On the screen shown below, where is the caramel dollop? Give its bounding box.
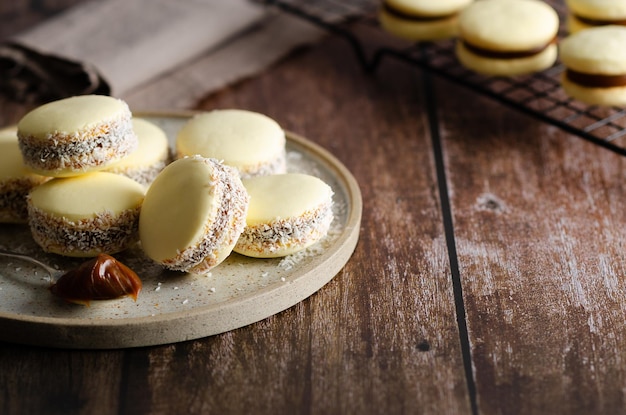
[50,254,142,306]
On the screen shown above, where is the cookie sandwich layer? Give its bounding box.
[379,0,473,41]
[27,172,145,257]
[17,95,138,177]
[456,0,559,76]
[176,109,286,178]
[560,25,626,106]
[105,118,171,186]
[0,127,48,223]
[234,173,334,258]
[139,156,250,274]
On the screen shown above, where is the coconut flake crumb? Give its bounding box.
[210,287,216,293]
[182,299,189,305]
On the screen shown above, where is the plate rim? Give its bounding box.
[0,110,362,348]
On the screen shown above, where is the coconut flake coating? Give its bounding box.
[26,172,145,257]
[139,156,250,274]
[170,170,249,274]
[235,199,333,258]
[27,205,142,257]
[112,160,170,187]
[105,118,171,186]
[1,177,47,223]
[237,153,287,179]
[17,95,138,176]
[233,173,334,258]
[0,127,49,223]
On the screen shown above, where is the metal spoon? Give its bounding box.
[0,248,62,281]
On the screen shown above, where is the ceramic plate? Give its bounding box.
[0,111,361,349]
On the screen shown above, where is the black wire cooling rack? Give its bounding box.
[258,0,626,157]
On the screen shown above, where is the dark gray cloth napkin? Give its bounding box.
[0,42,110,104]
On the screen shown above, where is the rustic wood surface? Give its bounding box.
[2,1,626,414]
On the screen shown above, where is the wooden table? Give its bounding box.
[3,1,626,414]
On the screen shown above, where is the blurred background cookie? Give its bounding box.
[566,0,626,33]
[379,0,473,41]
[456,0,559,76]
[559,25,626,106]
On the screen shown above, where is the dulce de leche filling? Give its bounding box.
[461,36,557,60]
[574,15,626,27]
[382,2,457,22]
[566,69,626,88]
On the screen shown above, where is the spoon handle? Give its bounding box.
[0,249,61,279]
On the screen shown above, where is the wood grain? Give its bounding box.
[188,37,470,415]
[435,73,626,414]
[0,20,470,415]
[7,0,626,413]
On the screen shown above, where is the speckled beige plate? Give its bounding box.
[0,111,361,349]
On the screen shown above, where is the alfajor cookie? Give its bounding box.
[0,127,48,223]
[27,172,145,257]
[17,95,138,177]
[104,118,171,186]
[566,0,626,33]
[379,0,473,41]
[456,0,559,76]
[139,156,250,274]
[175,109,286,178]
[559,25,626,106]
[234,173,334,258]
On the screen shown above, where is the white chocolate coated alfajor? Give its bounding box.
[27,172,145,257]
[0,127,48,223]
[17,95,138,177]
[175,109,286,178]
[104,118,171,186]
[139,156,250,274]
[234,173,334,258]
